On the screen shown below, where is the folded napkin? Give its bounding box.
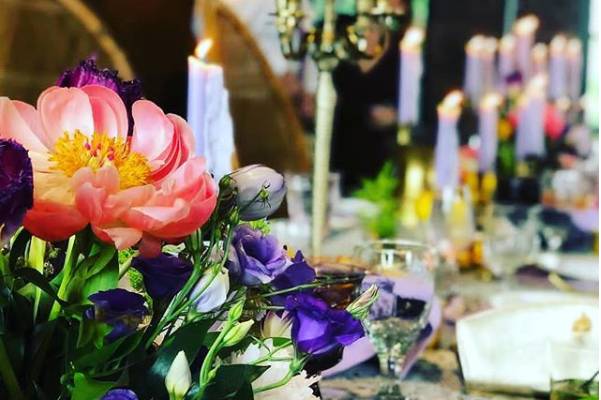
[457,302,598,393]
[322,274,441,378]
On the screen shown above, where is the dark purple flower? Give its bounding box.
[101,388,138,400]
[0,139,33,242]
[285,292,364,355]
[270,251,316,305]
[229,165,286,220]
[57,58,142,134]
[226,225,287,286]
[132,253,192,300]
[86,289,148,342]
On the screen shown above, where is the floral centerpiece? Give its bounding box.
[0,60,376,400]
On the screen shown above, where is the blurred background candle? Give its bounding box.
[497,35,516,93]
[516,74,547,160]
[566,37,583,102]
[187,39,235,181]
[531,43,548,77]
[398,26,425,126]
[548,35,568,100]
[435,90,464,191]
[481,37,498,98]
[513,15,539,81]
[478,93,502,172]
[464,35,485,105]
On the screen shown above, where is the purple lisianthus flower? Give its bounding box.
[226,225,287,286]
[229,165,286,220]
[86,289,148,342]
[132,253,192,301]
[285,292,364,355]
[57,58,142,134]
[270,251,316,305]
[0,139,33,243]
[101,388,138,400]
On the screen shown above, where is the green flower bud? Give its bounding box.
[346,284,379,320]
[222,320,254,347]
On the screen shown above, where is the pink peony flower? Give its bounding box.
[0,85,216,254]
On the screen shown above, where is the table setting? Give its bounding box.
[0,1,598,400]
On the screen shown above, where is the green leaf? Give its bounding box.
[71,372,114,400]
[13,268,67,306]
[132,319,214,399]
[81,261,118,301]
[203,364,269,399]
[73,335,128,369]
[8,229,30,272]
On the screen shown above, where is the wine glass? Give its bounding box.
[481,205,539,280]
[354,240,437,377]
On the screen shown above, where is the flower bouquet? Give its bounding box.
[0,60,376,400]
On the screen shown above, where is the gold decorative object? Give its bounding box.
[275,0,405,256]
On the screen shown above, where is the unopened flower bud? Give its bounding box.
[222,320,254,347]
[165,351,191,400]
[229,165,286,221]
[347,284,379,320]
[228,298,245,322]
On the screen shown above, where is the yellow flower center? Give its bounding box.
[49,131,151,189]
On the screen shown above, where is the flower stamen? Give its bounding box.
[49,131,151,189]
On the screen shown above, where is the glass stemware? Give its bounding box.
[481,205,540,281]
[354,240,437,378]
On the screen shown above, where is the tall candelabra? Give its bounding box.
[275,0,405,256]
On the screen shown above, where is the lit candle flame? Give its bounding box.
[401,26,425,50]
[526,73,548,96]
[438,90,464,118]
[499,35,515,52]
[531,43,548,62]
[194,39,213,60]
[480,93,502,110]
[566,38,582,57]
[465,35,485,53]
[550,34,567,54]
[514,14,539,36]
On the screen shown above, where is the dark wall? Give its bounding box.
[84,0,196,117]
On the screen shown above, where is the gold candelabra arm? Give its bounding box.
[311,70,337,257]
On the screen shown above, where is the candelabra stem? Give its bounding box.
[311,70,337,257]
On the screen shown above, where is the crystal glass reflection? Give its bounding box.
[354,240,437,377]
[481,205,539,280]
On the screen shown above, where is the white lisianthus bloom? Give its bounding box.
[231,339,320,400]
[261,312,292,339]
[192,267,229,312]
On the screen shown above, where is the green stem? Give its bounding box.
[195,319,234,400]
[49,235,77,320]
[0,337,24,400]
[250,342,292,365]
[253,370,294,394]
[28,237,46,322]
[261,277,356,298]
[118,251,138,279]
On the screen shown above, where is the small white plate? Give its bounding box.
[537,252,599,282]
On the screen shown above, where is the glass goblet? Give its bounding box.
[354,240,437,378]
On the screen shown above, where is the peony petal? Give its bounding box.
[24,200,87,241]
[0,97,47,152]
[37,86,94,147]
[81,85,128,138]
[94,226,143,250]
[124,198,190,232]
[103,185,155,220]
[131,100,173,161]
[74,182,107,224]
